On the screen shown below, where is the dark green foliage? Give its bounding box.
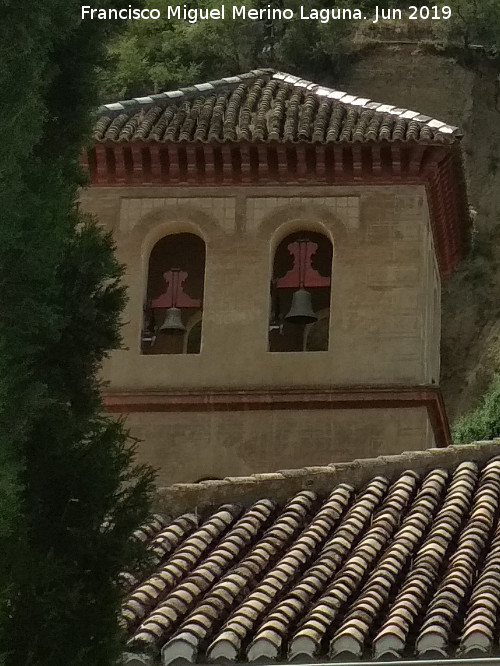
[443,0,500,49]
[0,1,155,664]
[99,0,356,99]
[98,0,500,102]
[453,375,500,443]
[356,0,414,8]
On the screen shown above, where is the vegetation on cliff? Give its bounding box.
[454,376,500,444]
[446,0,500,49]
[99,0,500,100]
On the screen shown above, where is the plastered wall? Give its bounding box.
[80,183,441,481]
[126,405,435,486]
[80,184,441,391]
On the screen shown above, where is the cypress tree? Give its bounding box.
[0,2,155,663]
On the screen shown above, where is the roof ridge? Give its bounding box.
[155,441,500,517]
[272,71,460,137]
[97,68,276,115]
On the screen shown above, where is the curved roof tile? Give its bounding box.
[95,69,461,145]
[120,455,500,664]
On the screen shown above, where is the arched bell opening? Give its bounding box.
[142,232,205,355]
[269,231,332,352]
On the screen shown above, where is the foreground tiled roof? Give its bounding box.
[94,69,460,145]
[123,452,500,664]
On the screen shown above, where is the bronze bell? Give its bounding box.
[285,288,318,324]
[159,307,186,334]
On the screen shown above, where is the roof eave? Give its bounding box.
[123,650,500,665]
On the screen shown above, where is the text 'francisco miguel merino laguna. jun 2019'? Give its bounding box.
[81,5,453,24]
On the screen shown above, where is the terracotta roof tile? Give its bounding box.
[95,70,460,146]
[121,457,500,664]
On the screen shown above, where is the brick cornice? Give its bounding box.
[102,385,451,448]
[82,140,469,278]
[84,139,449,188]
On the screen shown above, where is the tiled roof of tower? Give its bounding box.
[122,447,500,665]
[94,69,461,145]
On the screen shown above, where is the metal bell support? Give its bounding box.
[141,303,157,346]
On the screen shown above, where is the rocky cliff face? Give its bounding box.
[337,44,500,422]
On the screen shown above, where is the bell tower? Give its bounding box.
[80,70,469,484]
